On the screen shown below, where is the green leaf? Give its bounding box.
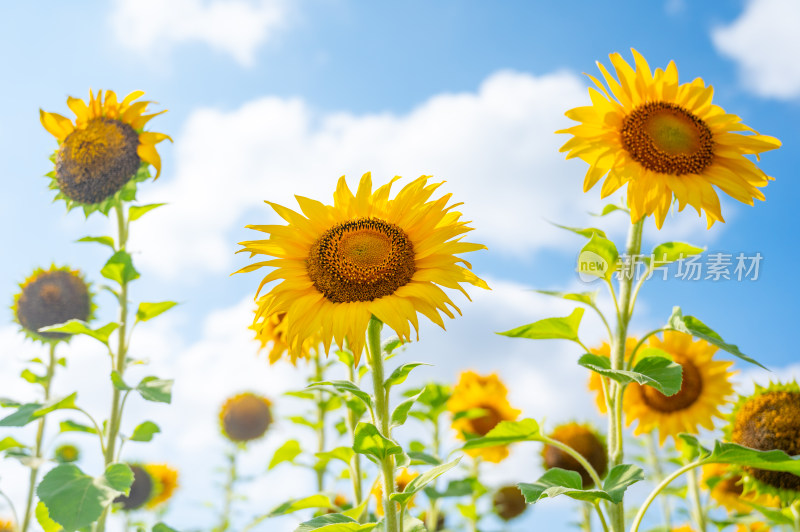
[706,441,800,476]
[390,458,461,506]
[592,204,628,217]
[402,518,427,532]
[152,524,180,532]
[76,236,115,250]
[552,223,607,239]
[391,389,424,428]
[650,242,704,265]
[21,369,46,385]
[110,371,132,391]
[269,439,303,470]
[267,494,333,516]
[425,479,474,499]
[577,353,683,396]
[602,464,645,503]
[136,377,173,404]
[498,308,584,343]
[578,233,619,281]
[384,363,431,389]
[309,381,373,410]
[535,289,598,307]
[35,501,63,532]
[668,307,767,369]
[129,421,160,442]
[353,422,402,460]
[462,419,540,450]
[59,420,97,435]
[136,301,178,322]
[0,436,26,452]
[101,251,140,285]
[37,464,133,531]
[295,514,378,531]
[315,446,355,467]
[0,394,78,427]
[518,468,610,504]
[38,321,119,346]
[129,203,167,221]
[407,451,441,466]
[382,337,404,354]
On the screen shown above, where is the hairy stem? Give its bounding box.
[645,433,672,530]
[345,362,364,522]
[687,467,707,532]
[630,461,703,532]
[314,351,327,493]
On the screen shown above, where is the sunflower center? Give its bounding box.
[470,404,503,436]
[640,356,703,412]
[222,395,272,442]
[39,283,62,304]
[621,102,714,175]
[307,217,416,303]
[16,270,91,340]
[544,425,608,488]
[733,391,800,492]
[56,117,141,205]
[719,474,744,497]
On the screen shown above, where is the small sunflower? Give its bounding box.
[558,49,781,228]
[586,338,639,413]
[54,443,80,464]
[144,463,179,509]
[250,307,321,365]
[13,266,93,343]
[624,331,735,445]
[372,468,419,517]
[114,465,153,511]
[0,519,15,532]
[40,89,171,215]
[237,172,488,365]
[671,526,697,532]
[447,371,521,463]
[219,393,273,443]
[542,423,608,488]
[729,382,800,503]
[735,523,770,532]
[493,485,527,521]
[702,463,779,514]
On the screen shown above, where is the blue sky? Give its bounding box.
[1,1,799,531]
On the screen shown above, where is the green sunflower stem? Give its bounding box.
[469,457,481,532]
[215,448,239,532]
[608,217,644,532]
[581,503,593,532]
[630,460,703,532]
[20,342,57,532]
[687,466,707,532]
[366,316,399,532]
[645,433,672,530]
[792,501,800,532]
[314,351,327,493]
[538,436,604,488]
[426,417,442,532]
[345,362,365,522]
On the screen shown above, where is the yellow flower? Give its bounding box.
[251,308,320,365]
[54,444,80,463]
[40,89,171,213]
[0,519,15,532]
[219,393,273,443]
[237,172,488,365]
[541,423,607,488]
[114,465,153,511]
[586,339,639,413]
[144,464,179,509]
[702,463,779,514]
[671,526,697,532]
[736,523,771,532]
[558,49,780,228]
[624,331,735,445]
[447,371,521,463]
[729,382,800,503]
[13,266,93,343]
[372,468,419,517]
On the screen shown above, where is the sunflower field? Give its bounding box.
[0,3,798,532]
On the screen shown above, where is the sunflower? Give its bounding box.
[702,463,779,513]
[250,307,321,365]
[542,423,607,488]
[493,485,527,521]
[447,371,521,463]
[372,468,419,517]
[219,393,273,443]
[40,89,171,214]
[671,527,696,532]
[13,266,93,343]
[729,382,800,503]
[624,331,735,445]
[558,49,781,228]
[54,443,80,464]
[114,465,153,511]
[144,463,179,509]
[0,520,14,532]
[237,172,488,365]
[586,338,639,413]
[735,523,770,532]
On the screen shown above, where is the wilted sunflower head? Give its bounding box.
[624,331,735,445]
[114,465,153,511]
[447,371,521,463]
[372,468,419,517]
[558,49,780,229]
[730,382,800,502]
[0,519,15,532]
[54,443,80,464]
[219,393,273,443]
[40,89,171,215]
[493,485,527,521]
[542,423,608,488]
[237,172,488,365]
[144,463,179,509]
[250,307,321,365]
[13,266,93,343]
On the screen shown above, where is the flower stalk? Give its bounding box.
[345,362,365,522]
[313,351,327,493]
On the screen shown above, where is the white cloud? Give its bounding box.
[712,0,800,99]
[110,0,289,66]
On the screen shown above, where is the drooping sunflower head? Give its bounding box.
[702,463,779,514]
[624,331,735,445]
[114,464,153,511]
[372,468,419,516]
[729,382,800,503]
[250,307,321,365]
[542,422,608,488]
[493,485,528,521]
[447,370,521,463]
[54,443,80,464]
[13,266,93,343]
[586,338,639,413]
[237,172,489,365]
[40,90,171,215]
[219,392,273,443]
[144,463,179,509]
[558,49,781,229]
